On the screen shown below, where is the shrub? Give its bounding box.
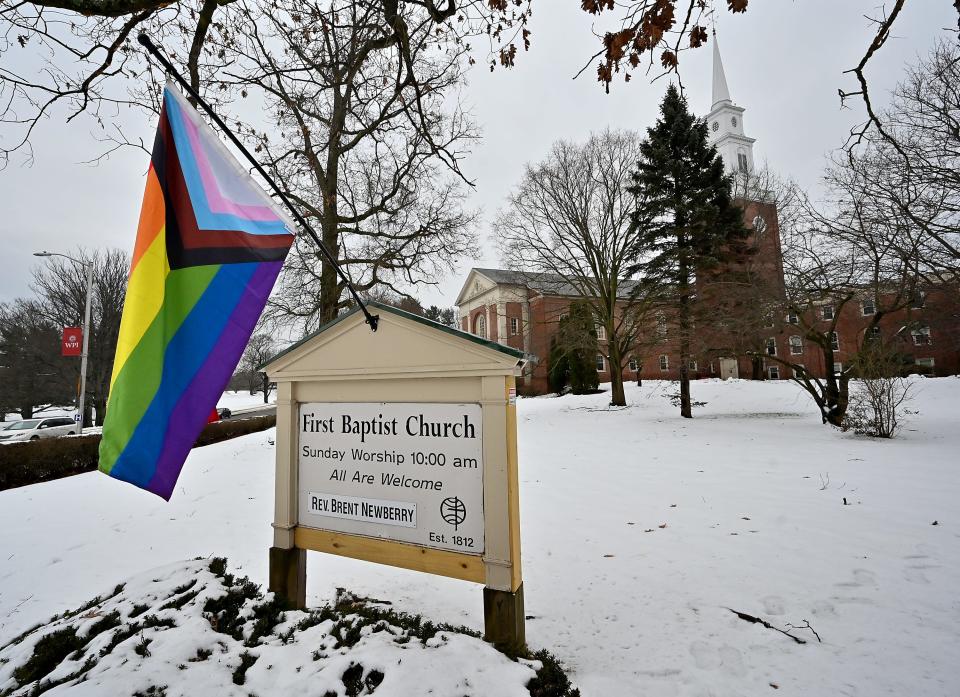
[549,301,599,395]
[0,415,276,491]
[844,343,913,438]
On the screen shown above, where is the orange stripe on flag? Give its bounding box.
[131,165,165,273]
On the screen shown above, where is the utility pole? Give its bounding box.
[34,251,94,430]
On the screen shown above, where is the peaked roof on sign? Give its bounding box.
[712,34,732,108]
[260,300,526,371]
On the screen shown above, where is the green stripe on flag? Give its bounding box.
[99,264,220,472]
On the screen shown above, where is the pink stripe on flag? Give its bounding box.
[179,109,281,222]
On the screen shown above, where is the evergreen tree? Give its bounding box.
[629,84,747,418]
[549,301,600,395]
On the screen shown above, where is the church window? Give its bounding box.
[753,215,767,237]
[656,312,667,339]
[712,121,719,132]
[474,313,486,338]
[912,326,931,346]
[731,116,738,128]
[737,152,749,172]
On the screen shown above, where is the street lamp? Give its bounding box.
[33,251,94,431]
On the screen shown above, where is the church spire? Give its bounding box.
[706,32,755,177]
[711,34,731,108]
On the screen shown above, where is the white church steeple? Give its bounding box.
[712,37,731,107]
[706,34,756,177]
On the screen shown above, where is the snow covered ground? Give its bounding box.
[1,378,958,696]
[217,390,275,413]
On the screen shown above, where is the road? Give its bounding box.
[229,403,277,420]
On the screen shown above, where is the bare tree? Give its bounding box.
[0,298,75,418]
[30,248,129,425]
[759,151,922,427]
[0,1,531,166]
[850,40,960,280]
[844,340,913,438]
[235,331,275,400]
[219,0,480,332]
[495,129,650,407]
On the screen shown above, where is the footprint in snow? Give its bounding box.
[689,641,748,677]
[761,595,785,616]
[835,568,876,588]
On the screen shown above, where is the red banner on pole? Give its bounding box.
[62,327,82,356]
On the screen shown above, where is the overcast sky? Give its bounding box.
[0,1,955,309]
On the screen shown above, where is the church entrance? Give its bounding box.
[719,358,739,380]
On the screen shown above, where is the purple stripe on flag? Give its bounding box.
[146,261,282,499]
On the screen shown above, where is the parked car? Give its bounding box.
[0,417,78,443]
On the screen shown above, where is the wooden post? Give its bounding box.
[483,583,526,655]
[269,546,307,609]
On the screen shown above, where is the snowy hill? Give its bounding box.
[1,378,958,696]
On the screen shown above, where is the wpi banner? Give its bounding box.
[62,327,82,357]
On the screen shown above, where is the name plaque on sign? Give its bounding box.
[297,402,485,554]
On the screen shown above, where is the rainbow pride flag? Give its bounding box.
[99,81,294,499]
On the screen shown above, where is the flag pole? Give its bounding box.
[136,33,379,332]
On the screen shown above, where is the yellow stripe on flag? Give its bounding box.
[109,226,170,391]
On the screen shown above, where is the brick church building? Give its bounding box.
[455,40,959,395]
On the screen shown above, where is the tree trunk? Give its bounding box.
[679,365,692,418]
[93,396,106,426]
[608,345,626,407]
[19,405,33,419]
[262,373,270,403]
[678,246,692,419]
[751,355,764,380]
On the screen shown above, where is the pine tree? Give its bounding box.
[629,84,747,418]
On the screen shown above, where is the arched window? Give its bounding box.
[474,313,486,338]
[737,151,749,172]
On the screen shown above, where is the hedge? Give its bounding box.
[0,415,276,492]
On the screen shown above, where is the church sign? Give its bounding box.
[263,301,527,652]
[298,402,485,553]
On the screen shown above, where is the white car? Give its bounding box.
[0,417,78,443]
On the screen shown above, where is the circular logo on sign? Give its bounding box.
[69,334,77,342]
[440,497,467,531]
